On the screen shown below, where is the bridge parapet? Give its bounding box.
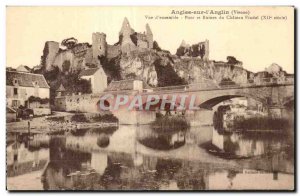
[144,77,294,93]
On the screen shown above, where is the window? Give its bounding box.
[13,88,18,96]
[13,79,18,85]
[12,100,20,107]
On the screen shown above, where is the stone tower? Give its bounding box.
[203,39,209,61]
[92,32,107,63]
[42,41,59,71]
[119,17,136,53]
[146,23,153,49]
[119,17,133,37]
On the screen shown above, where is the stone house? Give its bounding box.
[6,106,17,122]
[104,79,149,92]
[79,67,107,93]
[6,71,50,109]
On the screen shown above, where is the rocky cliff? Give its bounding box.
[173,58,252,85]
[100,48,187,87]
[40,39,291,89]
[99,47,253,87]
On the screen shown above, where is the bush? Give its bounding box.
[91,114,118,123]
[151,116,190,132]
[97,134,110,148]
[47,116,65,122]
[28,96,49,104]
[71,114,89,123]
[232,117,289,131]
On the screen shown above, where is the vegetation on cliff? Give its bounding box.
[42,66,92,103]
[99,55,122,83]
[154,59,187,87]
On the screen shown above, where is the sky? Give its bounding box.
[6,6,294,73]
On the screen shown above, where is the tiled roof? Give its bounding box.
[7,106,16,113]
[6,71,50,88]
[79,68,99,77]
[17,65,31,72]
[56,84,66,92]
[105,79,150,92]
[105,79,134,91]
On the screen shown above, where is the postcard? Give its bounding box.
[6,6,294,191]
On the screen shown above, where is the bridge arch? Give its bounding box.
[198,93,266,110]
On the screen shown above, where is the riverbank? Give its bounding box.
[7,170,44,190]
[6,111,119,134]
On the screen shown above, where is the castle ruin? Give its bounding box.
[41,17,154,71]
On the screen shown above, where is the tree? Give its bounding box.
[62,60,71,72]
[153,41,162,51]
[154,59,186,87]
[227,56,241,64]
[199,45,206,59]
[61,37,78,49]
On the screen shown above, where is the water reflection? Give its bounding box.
[204,128,288,159]
[7,125,294,190]
[7,133,49,178]
[137,128,186,150]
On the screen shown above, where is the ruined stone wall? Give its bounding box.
[52,50,75,71]
[72,43,90,57]
[176,40,209,60]
[43,41,60,71]
[54,94,100,113]
[107,45,121,59]
[121,37,137,53]
[84,48,93,65]
[45,45,93,72]
[145,23,153,48]
[137,40,148,49]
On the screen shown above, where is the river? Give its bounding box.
[6,125,294,190]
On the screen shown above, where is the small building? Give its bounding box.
[6,106,17,122]
[79,67,107,93]
[6,71,50,109]
[56,84,66,97]
[104,79,149,92]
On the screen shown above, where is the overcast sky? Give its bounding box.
[6,6,294,73]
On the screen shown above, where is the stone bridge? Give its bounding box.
[54,82,294,125]
[109,82,293,124]
[146,83,294,109]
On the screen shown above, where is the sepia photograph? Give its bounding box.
[5,6,295,191]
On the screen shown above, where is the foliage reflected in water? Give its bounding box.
[232,117,290,131]
[201,128,292,160]
[151,115,190,132]
[138,129,186,150]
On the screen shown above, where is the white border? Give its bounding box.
[0,0,299,195]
